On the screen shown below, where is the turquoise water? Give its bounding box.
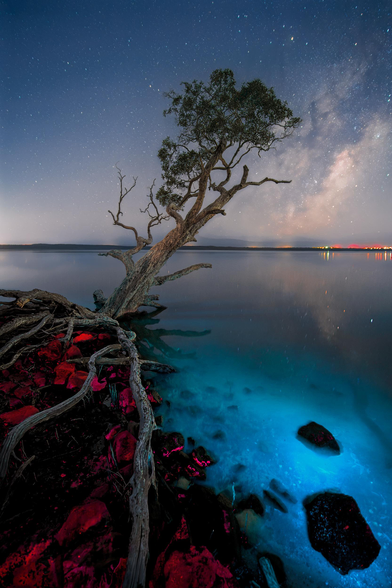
[1,249,392,587]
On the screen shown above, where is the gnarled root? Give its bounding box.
[116,327,157,588]
[0,343,119,484]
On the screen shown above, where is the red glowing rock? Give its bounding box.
[105,424,122,441]
[91,376,106,391]
[55,499,110,547]
[54,361,76,385]
[13,385,33,399]
[67,370,89,390]
[63,345,83,360]
[0,405,39,426]
[163,546,237,588]
[37,339,62,362]
[0,538,56,587]
[112,430,137,465]
[73,332,96,343]
[33,371,46,387]
[0,381,16,394]
[118,387,136,415]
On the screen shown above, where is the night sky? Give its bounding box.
[1,0,391,246]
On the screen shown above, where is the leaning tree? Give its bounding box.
[0,69,300,588]
[96,68,301,319]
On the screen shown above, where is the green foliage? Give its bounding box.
[156,69,301,207]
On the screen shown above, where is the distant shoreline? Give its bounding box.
[1,244,391,252]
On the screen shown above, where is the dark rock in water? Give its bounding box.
[297,421,340,454]
[212,429,226,441]
[159,432,185,458]
[228,404,239,411]
[205,385,218,393]
[263,490,288,513]
[180,389,194,399]
[236,493,265,517]
[184,484,241,566]
[243,387,252,394]
[187,436,196,447]
[155,415,163,427]
[269,478,297,504]
[304,492,381,575]
[186,404,203,416]
[191,445,215,468]
[233,463,247,473]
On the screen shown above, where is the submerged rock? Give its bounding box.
[269,479,297,504]
[297,421,340,454]
[263,490,288,513]
[304,491,381,574]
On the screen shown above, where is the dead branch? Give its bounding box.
[116,327,156,588]
[0,313,53,360]
[0,344,41,371]
[0,311,51,339]
[0,289,95,319]
[154,263,212,286]
[0,343,119,483]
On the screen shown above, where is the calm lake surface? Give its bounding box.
[1,249,392,587]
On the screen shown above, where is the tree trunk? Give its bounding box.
[101,225,188,319]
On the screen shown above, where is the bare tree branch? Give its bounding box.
[154,263,212,286]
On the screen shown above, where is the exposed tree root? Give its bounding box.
[0,288,163,587]
[0,343,119,483]
[116,327,157,588]
[0,313,53,359]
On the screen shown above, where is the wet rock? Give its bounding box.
[191,445,215,468]
[237,493,265,517]
[263,490,288,513]
[37,339,62,362]
[112,430,137,465]
[269,479,297,504]
[297,421,340,454]
[187,436,196,447]
[0,404,39,426]
[184,484,241,565]
[180,389,194,399]
[55,500,111,547]
[159,432,185,458]
[304,492,381,574]
[155,415,163,427]
[235,509,262,543]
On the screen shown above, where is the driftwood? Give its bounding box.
[67,353,176,373]
[116,327,157,588]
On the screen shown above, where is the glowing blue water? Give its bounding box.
[1,249,391,587]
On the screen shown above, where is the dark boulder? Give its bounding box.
[297,421,340,454]
[304,492,381,574]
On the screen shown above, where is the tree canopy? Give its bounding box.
[156,68,301,208]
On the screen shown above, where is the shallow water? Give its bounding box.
[1,248,392,587]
